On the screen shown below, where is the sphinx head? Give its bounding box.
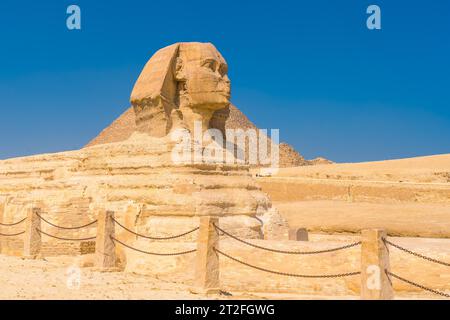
[130,42,231,136]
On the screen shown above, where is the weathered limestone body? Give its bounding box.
[0,42,287,262]
[115,202,141,269]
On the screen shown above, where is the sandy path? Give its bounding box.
[0,254,202,300]
[0,249,445,300]
[0,254,341,300]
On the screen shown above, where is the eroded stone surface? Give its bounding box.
[0,42,288,259]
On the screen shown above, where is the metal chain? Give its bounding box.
[36,212,97,230]
[215,247,360,278]
[383,238,450,267]
[386,270,450,298]
[0,231,25,237]
[111,236,197,256]
[214,224,361,254]
[36,228,96,241]
[0,217,26,227]
[112,217,199,240]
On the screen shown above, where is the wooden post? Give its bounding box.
[360,229,393,300]
[23,206,41,258]
[95,209,116,270]
[0,199,5,253]
[193,216,220,294]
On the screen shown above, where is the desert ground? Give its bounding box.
[274,153,450,183]
[1,154,449,300]
[249,154,449,300]
[1,153,448,300]
[1,234,447,300]
[255,154,450,238]
[0,251,357,300]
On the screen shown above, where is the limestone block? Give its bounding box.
[115,202,141,270]
[219,215,262,239]
[259,207,289,240]
[135,216,200,242]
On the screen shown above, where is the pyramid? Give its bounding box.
[85,104,313,167]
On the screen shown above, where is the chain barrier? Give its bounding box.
[383,238,450,267]
[215,247,360,278]
[385,270,450,298]
[0,231,25,237]
[2,213,447,298]
[36,212,97,230]
[111,236,197,256]
[36,228,96,241]
[112,217,199,240]
[214,224,361,254]
[0,217,27,226]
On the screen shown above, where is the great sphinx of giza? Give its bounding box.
[0,42,288,259]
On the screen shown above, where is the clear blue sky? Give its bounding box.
[0,0,449,162]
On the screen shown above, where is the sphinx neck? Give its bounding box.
[180,106,214,137]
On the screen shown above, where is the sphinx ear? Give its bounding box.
[130,43,180,105]
[130,43,181,136]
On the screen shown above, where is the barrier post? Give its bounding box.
[23,206,41,258]
[95,209,116,270]
[193,216,220,294]
[0,199,5,253]
[360,228,393,300]
[289,228,309,241]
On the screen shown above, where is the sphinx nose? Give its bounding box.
[220,80,231,92]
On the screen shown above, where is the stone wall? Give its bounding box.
[256,177,450,204]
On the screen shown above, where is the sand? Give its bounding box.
[272,153,450,184]
[1,233,447,300]
[0,253,355,300]
[255,154,450,238]
[276,200,450,237]
[1,154,448,300]
[0,253,262,300]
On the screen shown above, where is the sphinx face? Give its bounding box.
[177,43,231,112]
[130,42,232,136]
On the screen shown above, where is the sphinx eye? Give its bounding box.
[202,59,216,71]
[219,64,228,76]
